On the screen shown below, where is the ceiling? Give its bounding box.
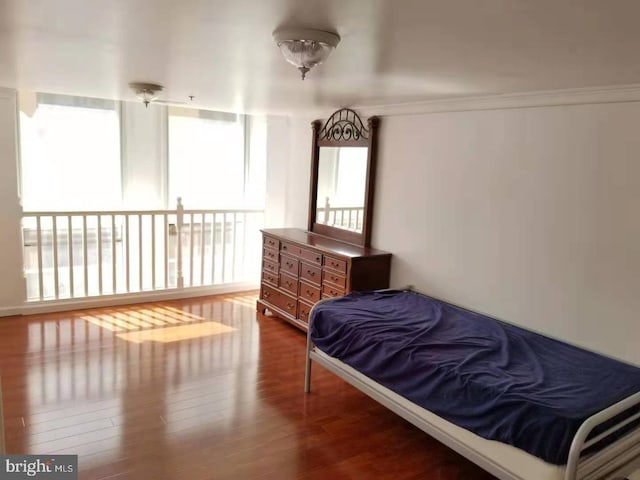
[2,0,640,115]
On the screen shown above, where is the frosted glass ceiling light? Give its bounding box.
[129,82,163,108]
[273,28,340,80]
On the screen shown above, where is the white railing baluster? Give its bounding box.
[189,213,195,287]
[125,214,130,293]
[82,215,88,296]
[221,213,227,283]
[52,215,59,299]
[112,215,117,294]
[176,198,184,288]
[97,215,103,295]
[163,213,168,289]
[36,215,44,301]
[151,214,156,290]
[210,212,217,284]
[200,213,206,286]
[324,197,330,223]
[242,211,247,279]
[68,216,74,298]
[230,212,237,282]
[138,214,143,292]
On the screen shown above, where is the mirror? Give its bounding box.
[308,109,379,247]
[315,147,368,233]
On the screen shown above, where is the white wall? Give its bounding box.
[264,116,289,228]
[0,89,25,315]
[279,102,640,365]
[372,102,640,365]
[284,116,314,227]
[264,114,313,228]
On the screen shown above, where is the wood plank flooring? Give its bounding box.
[0,292,496,480]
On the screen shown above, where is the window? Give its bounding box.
[19,93,122,211]
[18,93,266,301]
[168,108,260,209]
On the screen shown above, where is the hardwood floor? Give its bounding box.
[0,292,496,480]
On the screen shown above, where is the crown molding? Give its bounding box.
[354,83,640,117]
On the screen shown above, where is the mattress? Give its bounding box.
[309,290,640,465]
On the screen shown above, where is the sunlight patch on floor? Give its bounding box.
[225,295,257,309]
[116,321,236,343]
[80,305,208,333]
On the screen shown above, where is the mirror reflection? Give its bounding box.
[315,147,368,233]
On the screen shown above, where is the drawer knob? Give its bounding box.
[307,270,315,276]
[286,302,294,309]
[315,256,321,262]
[264,292,270,298]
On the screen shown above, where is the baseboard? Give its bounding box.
[0,282,259,317]
[0,306,23,317]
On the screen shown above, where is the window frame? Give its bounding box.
[165,107,252,210]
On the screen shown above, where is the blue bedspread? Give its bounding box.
[310,290,640,464]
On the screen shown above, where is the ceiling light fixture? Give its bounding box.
[273,28,340,80]
[129,82,163,107]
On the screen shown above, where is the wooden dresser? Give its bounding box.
[257,228,392,331]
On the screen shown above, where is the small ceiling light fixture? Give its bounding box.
[129,82,163,107]
[273,28,340,80]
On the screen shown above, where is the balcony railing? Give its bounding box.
[22,199,264,302]
[317,198,364,232]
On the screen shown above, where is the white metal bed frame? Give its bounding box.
[304,303,640,480]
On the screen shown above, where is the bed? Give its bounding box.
[304,289,640,480]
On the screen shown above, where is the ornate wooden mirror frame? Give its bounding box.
[307,108,379,247]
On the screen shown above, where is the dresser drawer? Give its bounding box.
[300,247,322,265]
[299,281,321,304]
[280,254,299,276]
[262,258,279,274]
[262,246,278,262]
[279,272,298,296]
[258,228,391,332]
[275,291,297,317]
[300,262,322,286]
[322,283,345,298]
[280,242,302,257]
[262,270,278,287]
[298,300,313,324]
[323,270,346,288]
[261,284,280,303]
[263,236,280,250]
[323,256,347,273]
